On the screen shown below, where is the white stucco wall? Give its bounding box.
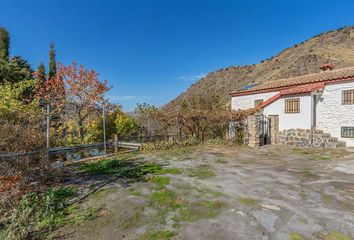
[231,91,312,131]
[231,91,279,110]
[263,94,312,131]
[317,81,354,147]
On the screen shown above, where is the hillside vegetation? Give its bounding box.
[164,26,354,111]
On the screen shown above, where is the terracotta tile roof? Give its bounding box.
[259,82,325,108]
[231,66,354,96]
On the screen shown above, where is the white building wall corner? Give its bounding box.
[316,81,354,147]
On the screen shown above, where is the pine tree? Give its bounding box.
[37,63,46,83]
[0,27,10,61]
[49,42,57,79]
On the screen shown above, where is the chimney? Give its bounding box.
[320,64,335,71]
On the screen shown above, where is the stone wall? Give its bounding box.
[247,115,260,147]
[278,129,346,148]
[278,129,312,147]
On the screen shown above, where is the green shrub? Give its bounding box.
[2,187,76,240]
[205,138,227,145]
[140,138,199,153]
[77,159,128,175]
[139,230,177,240]
[77,159,167,180]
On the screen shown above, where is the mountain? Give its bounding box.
[164,26,354,111]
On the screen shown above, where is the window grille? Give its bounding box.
[342,90,354,105]
[342,127,354,138]
[285,98,300,113]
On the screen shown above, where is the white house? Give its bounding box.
[230,65,354,147]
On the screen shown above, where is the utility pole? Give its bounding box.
[102,105,107,155]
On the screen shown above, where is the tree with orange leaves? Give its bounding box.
[59,62,111,142]
[35,62,111,143]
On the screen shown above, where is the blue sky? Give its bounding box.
[1,0,354,111]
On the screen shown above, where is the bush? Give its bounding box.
[204,138,227,145]
[1,187,76,240]
[140,138,199,153]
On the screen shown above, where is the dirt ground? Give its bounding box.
[57,145,354,240]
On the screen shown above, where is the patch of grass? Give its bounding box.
[129,189,141,196]
[302,169,316,178]
[149,176,170,189]
[77,159,166,180]
[308,154,332,161]
[149,189,185,210]
[215,158,228,164]
[326,231,352,240]
[75,207,100,221]
[92,188,117,199]
[339,201,354,212]
[158,168,182,175]
[2,187,77,240]
[120,207,144,230]
[178,200,227,222]
[289,232,306,240]
[292,148,313,155]
[196,187,225,198]
[239,197,259,206]
[188,164,215,179]
[205,138,227,145]
[160,146,194,156]
[292,148,333,161]
[77,159,128,175]
[321,193,332,205]
[153,209,168,225]
[138,230,177,240]
[316,231,352,240]
[172,222,181,229]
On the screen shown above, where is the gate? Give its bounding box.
[257,114,271,145]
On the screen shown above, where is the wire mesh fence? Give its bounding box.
[0,103,193,177]
[0,104,113,176]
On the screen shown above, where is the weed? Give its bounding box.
[239,197,259,206]
[196,188,224,198]
[288,232,306,240]
[138,230,177,240]
[153,209,168,225]
[92,188,117,199]
[188,164,214,179]
[129,189,141,196]
[292,148,334,161]
[2,187,76,240]
[149,190,184,210]
[309,154,331,161]
[77,159,165,180]
[149,176,170,189]
[316,231,352,240]
[75,207,100,221]
[77,159,128,175]
[158,168,182,175]
[302,169,315,178]
[205,138,227,145]
[321,193,332,205]
[172,222,181,229]
[120,207,144,230]
[178,200,227,222]
[326,231,352,240]
[215,158,228,164]
[140,138,198,153]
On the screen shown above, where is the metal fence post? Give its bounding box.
[102,105,107,155]
[46,104,50,162]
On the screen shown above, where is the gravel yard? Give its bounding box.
[57,145,354,240]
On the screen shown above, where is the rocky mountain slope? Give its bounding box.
[164,26,354,111]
